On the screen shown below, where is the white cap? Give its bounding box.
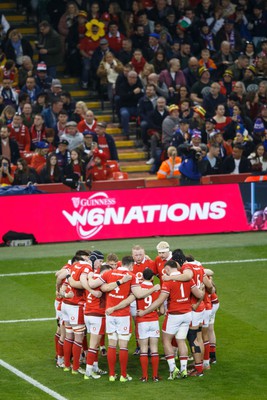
[156,241,170,252]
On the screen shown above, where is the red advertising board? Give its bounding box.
[1,185,250,243]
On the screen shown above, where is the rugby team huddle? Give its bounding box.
[54,241,219,382]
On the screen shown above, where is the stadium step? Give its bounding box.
[120,161,151,173]
[0,3,17,10]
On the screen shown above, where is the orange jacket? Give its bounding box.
[157,156,182,179]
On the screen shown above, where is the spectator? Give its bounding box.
[65,10,88,76]
[244,41,256,65]
[183,56,199,89]
[242,65,259,89]
[137,83,158,150]
[78,20,104,89]
[64,147,86,182]
[221,143,252,174]
[47,79,63,104]
[4,29,33,68]
[218,69,235,97]
[0,155,14,185]
[95,121,118,161]
[30,113,47,149]
[117,70,144,139]
[77,109,97,133]
[228,54,249,81]
[13,157,38,185]
[136,9,155,35]
[248,3,267,48]
[248,143,267,172]
[42,99,63,131]
[209,130,232,160]
[37,21,63,78]
[60,121,84,151]
[178,142,207,185]
[198,49,217,74]
[105,22,125,55]
[233,125,254,157]
[143,33,162,63]
[131,24,147,52]
[8,112,31,152]
[18,56,35,88]
[21,103,34,130]
[157,146,181,180]
[233,81,247,105]
[190,67,212,105]
[58,1,79,51]
[0,125,20,165]
[0,59,19,88]
[30,141,50,174]
[146,96,168,166]
[55,138,70,171]
[178,41,193,70]
[213,104,232,133]
[97,51,124,103]
[72,101,88,123]
[152,48,168,74]
[162,104,180,150]
[213,40,235,78]
[21,76,41,103]
[0,105,16,127]
[0,77,19,109]
[198,22,216,53]
[201,117,217,144]
[190,105,206,130]
[139,63,155,89]
[34,62,53,93]
[159,58,186,102]
[170,118,191,150]
[39,152,63,183]
[147,72,169,100]
[86,150,113,185]
[91,38,111,91]
[258,81,267,105]
[131,49,147,74]
[215,18,243,53]
[205,143,222,175]
[60,91,76,119]
[55,110,68,139]
[203,82,227,118]
[80,130,98,164]
[32,93,49,115]
[117,38,133,65]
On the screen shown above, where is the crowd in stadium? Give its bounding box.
[0,0,267,186]
[55,243,220,381]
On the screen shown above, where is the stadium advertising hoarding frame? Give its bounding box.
[0,184,257,243]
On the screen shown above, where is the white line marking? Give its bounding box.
[203,258,267,265]
[0,318,54,324]
[0,271,56,277]
[1,258,267,278]
[0,359,68,400]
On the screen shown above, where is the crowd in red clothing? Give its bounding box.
[1,0,267,185]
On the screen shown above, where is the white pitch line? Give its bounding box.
[203,258,267,265]
[0,359,68,400]
[0,318,54,324]
[0,271,56,277]
[0,258,267,278]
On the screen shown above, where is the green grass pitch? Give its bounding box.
[0,232,267,400]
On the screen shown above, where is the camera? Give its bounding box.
[2,162,8,169]
[178,144,202,161]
